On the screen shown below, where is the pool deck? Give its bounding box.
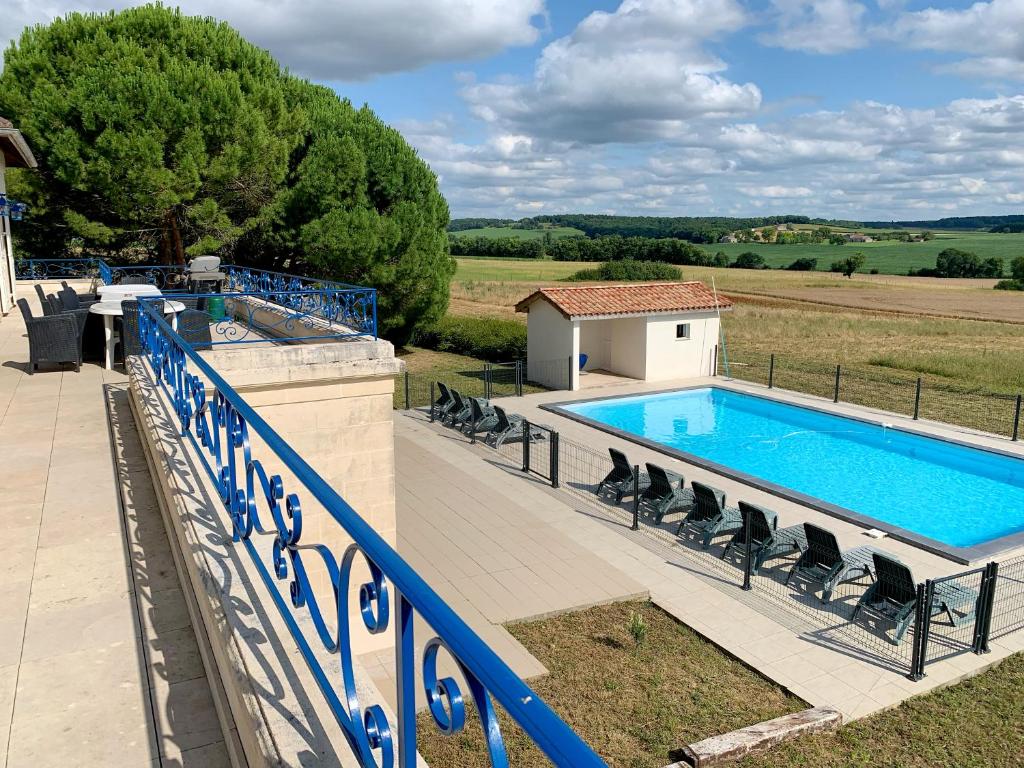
[397,374,1024,722]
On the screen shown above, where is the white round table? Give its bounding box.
[89,299,185,370]
[97,284,163,301]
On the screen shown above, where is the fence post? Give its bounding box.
[484,363,491,400]
[516,360,523,397]
[522,420,531,473]
[768,354,775,389]
[913,377,922,420]
[429,381,435,423]
[742,511,753,591]
[631,465,640,531]
[833,364,841,403]
[1013,395,1021,442]
[974,561,998,654]
[404,371,410,411]
[549,431,560,489]
[909,581,928,681]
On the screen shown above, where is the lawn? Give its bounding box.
[695,231,1024,275]
[737,653,1024,768]
[394,345,540,408]
[450,225,586,241]
[415,600,803,768]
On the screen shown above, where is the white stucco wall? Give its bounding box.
[526,299,577,389]
[0,152,13,315]
[644,311,720,381]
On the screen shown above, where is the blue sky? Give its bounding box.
[5,1,1024,219]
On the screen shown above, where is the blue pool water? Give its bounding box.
[563,387,1024,548]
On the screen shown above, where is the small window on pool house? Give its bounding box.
[676,323,691,339]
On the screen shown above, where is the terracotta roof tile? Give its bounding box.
[515,281,731,318]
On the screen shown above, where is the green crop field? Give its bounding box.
[449,226,586,240]
[697,231,1024,274]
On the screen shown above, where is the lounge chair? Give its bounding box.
[433,382,455,419]
[676,481,742,548]
[442,389,471,427]
[484,406,546,448]
[852,553,978,645]
[721,501,808,573]
[464,397,498,440]
[785,523,880,604]
[595,448,641,503]
[637,463,695,525]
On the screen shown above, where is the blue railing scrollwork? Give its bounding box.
[136,299,604,767]
[14,258,100,281]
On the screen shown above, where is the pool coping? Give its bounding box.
[541,383,1024,564]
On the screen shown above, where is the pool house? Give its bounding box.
[516,282,731,391]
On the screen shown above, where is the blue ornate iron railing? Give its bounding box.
[14,258,100,280]
[165,291,376,345]
[16,259,378,339]
[135,300,604,767]
[224,266,377,338]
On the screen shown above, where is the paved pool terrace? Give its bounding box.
[399,374,1024,721]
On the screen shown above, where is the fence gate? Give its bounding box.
[910,564,997,679]
[520,421,559,488]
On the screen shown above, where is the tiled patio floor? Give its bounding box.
[1,284,225,768]
[396,383,1024,722]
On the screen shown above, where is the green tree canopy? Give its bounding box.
[1,4,452,343]
[830,253,866,278]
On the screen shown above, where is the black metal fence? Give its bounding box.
[397,361,525,410]
[724,351,1023,440]
[989,554,1024,641]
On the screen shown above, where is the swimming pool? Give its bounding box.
[553,387,1024,561]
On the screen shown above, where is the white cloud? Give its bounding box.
[406,93,1024,218]
[760,0,868,54]
[461,0,760,143]
[882,0,1024,80]
[739,185,814,198]
[0,0,546,80]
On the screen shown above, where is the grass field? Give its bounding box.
[450,229,1024,275]
[697,231,1024,274]
[446,258,1024,428]
[450,225,586,240]
[416,601,803,768]
[737,653,1024,768]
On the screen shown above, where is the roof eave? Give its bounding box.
[0,129,37,169]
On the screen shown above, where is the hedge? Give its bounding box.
[413,315,526,361]
[568,259,681,282]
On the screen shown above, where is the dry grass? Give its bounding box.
[415,601,803,768]
[738,653,1024,768]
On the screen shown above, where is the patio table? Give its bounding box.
[96,284,163,303]
[89,299,185,370]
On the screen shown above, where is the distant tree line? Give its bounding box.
[909,249,1004,278]
[449,214,812,243]
[863,215,1024,231]
[450,233,732,265]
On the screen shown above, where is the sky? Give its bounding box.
[4,1,1024,220]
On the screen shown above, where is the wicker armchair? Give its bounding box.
[17,299,82,373]
[176,309,214,350]
[33,284,56,315]
[59,284,99,308]
[120,299,163,362]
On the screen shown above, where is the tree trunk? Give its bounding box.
[168,208,185,266]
